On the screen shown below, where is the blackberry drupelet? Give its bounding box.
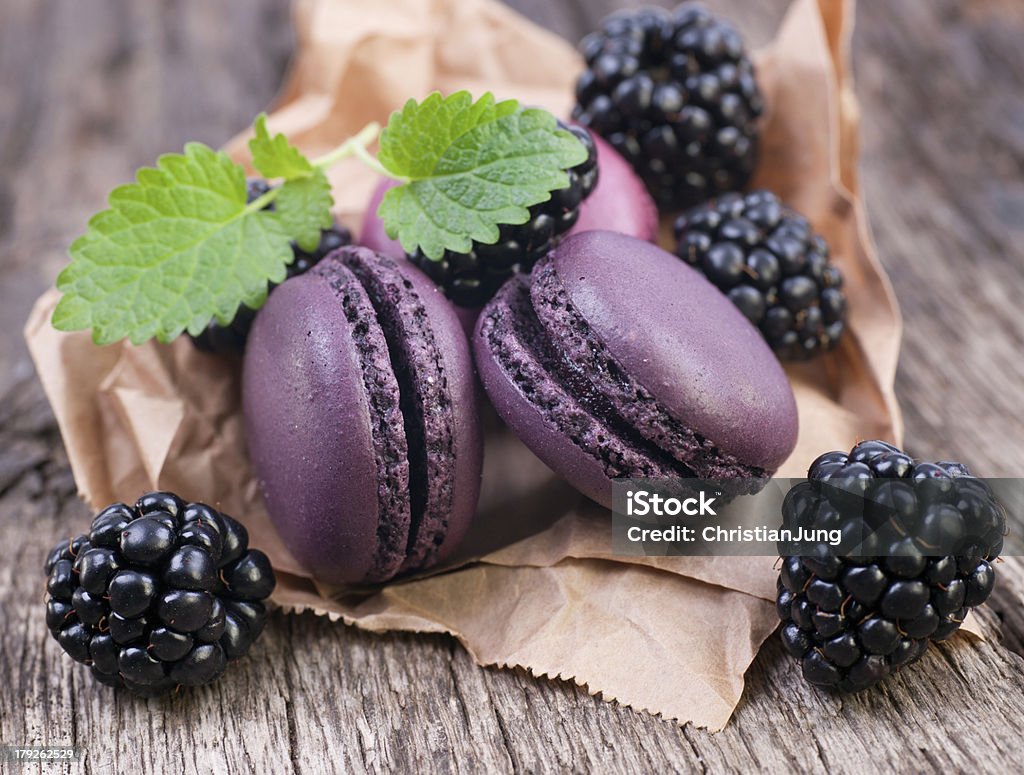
[777,441,1005,692]
[674,190,846,360]
[407,123,598,308]
[44,492,275,696]
[572,3,763,210]
[190,178,353,355]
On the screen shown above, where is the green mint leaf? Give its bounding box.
[53,142,294,345]
[376,91,589,260]
[249,113,314,180]
[248,115,333,252]
[275,171,334,253]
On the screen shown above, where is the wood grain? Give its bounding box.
[2,0,1024,773]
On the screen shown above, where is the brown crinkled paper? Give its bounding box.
[28,0,975,730]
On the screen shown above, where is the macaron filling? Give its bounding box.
[481,276,690,480]
[315,262,413,581]
[339,250,456,570]
[245,243,481,585]
[529,257,767,481]
[480,270,768,486]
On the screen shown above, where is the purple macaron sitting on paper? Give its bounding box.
[473,230,799,508]
[243,246,483,585]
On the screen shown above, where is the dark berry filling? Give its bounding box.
[340,250,456,570]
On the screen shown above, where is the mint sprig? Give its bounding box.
[250,115,335,252]
[53,115,339,345]
[377,92,587,259]
[249,114,316,179]
[53,94,588,345]
[53,143,293,345]
[274,175,333,253]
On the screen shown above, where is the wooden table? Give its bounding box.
[2,1,1023,772]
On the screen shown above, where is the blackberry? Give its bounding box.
[674,190,846,359]
[407,123,598,308]
[573,3,763,210]
[777,441,1005,692]
[44,492,275,696]
[190,178,353,355]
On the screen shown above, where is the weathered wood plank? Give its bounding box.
[2,0,1024,773]
[0,0,293,397]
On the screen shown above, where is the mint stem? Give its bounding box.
[311,121,378,167]
[245,121,406,218]
[244,188,279,214]
[312,122,407,182]
[349,141,400,181]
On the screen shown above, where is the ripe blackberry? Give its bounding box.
[777,441,1005,692]
[572,3,763,210]
[674,190,845,360]
[44,492,275,696]
[407,123,598,308]
[190,179,353,355]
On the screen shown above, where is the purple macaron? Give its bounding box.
[358,133,658,339]
[243,246,483,585]
[473,230,798,507]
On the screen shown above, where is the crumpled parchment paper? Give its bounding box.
[26,0,929,730]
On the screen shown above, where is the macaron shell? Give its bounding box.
[569,131,658,242]
[474,276,680,507]
[396,261,483,565]
[528,257,769,479]
[544,231,798,471]
[340,248,483,567]
[358,182,483,338]
[244,247,483,585]
[242,268,410,584]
